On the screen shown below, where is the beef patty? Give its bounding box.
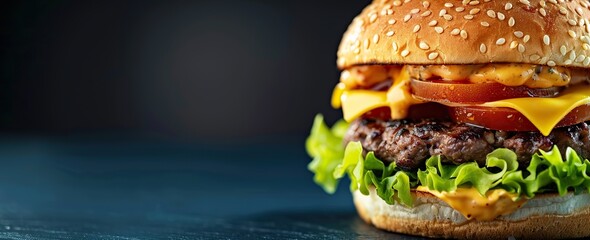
[344,118,590,170]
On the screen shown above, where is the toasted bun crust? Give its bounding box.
[337,0,590,69]
[354,189,590,239]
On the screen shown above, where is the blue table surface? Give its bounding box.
[0,136,421,239]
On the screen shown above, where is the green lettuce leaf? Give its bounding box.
[306,114,590,206]
[306,115,349,193]
[418,148,519,196]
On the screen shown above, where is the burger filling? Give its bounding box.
[308,63,590,220]
[346,118,590,170]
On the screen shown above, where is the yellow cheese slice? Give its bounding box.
[336,84,590,135]
[482,84,590,136]
[340,90,389,121]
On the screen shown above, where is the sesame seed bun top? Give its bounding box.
[337,0,590,69]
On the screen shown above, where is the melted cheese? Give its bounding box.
[483,85,590,136]
[336,83,590,135]
[331,82,346,108]
[386,67,421,119]
[338,67,420,121]
[341,90,389,121]
[416,186,527,221]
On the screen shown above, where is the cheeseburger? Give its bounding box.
[306,0,590,238]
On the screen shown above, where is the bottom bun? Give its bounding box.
[354,188,590,239]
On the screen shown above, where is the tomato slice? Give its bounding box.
[411,79,561,104]
[449,105,590,131]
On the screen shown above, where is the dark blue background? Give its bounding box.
[0,0,429,238]
[0,0,371,139]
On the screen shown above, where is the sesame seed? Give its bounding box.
[496,38,506,45]
[510,41,518,49]
[428,52,439,60]
[386,9,394,15]
[530,54,541,61]
[451,28,461,35]
[393,0,402,6]
[386,31,395,36]
[508,17,515,26]
[462,0,470,5]
[564,59,573,65]
[470,8,481,14]
[392,42,399,52]
[369,14,378,23]
[423,1,430,8]
[364,39,370,49]
[540,0,547,7]
[518,44,525,53]
[560,45,567,55]
[505,3,513,10]
[401,49,410,57]
[373,34,380,44]
[547,60,556,67]
[464,14,474,20]
[480,44,487,53]
[568,30,577,38]
[569,50,576,61]
[540,8,547,17]
[413,25,421,33]
[582,36,590,43]
[443,14,453,21]
[548,0,557,4]
[520,0,530,5]
[353,40,361,48]
[523,35,530,43]
[559,7,567,15]
[456,7,465,12]
[576,7,584,16]
[469,1,480,6]
[568,19,578,26]
[497,12,505,20]
[445,2,454,8]
[428,20,438,26]
[460,30,468,39]
[543,35,550,45]
[353,48,361,54]
[584,44,590,50]
[411,8,421,14]
[388,19,396,25]
[584,57,590,66]
[576,55,586,63]
[439,9,447,17]
[480,21,490,27]
[487,10,496,18]
[514,31,524,38]
[435,27,444,34]
[404,14,412,22]
[419,41,430,50]
[421,10,432,17]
